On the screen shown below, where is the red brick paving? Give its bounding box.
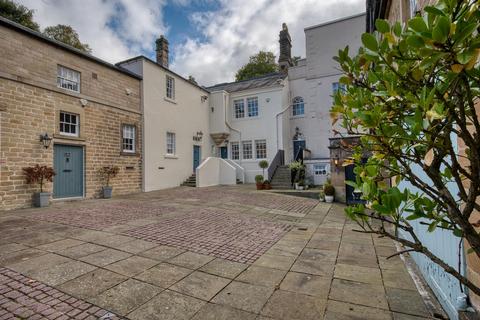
[31,202,177,231]
[0,267,122,320]
[123,208,292,264]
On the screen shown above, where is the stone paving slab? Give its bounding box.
[0,267,122,319]
[0,186,442,320]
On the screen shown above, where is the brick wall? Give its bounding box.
[0,23,142,210]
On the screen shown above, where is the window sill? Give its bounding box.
[164,154,178,159]
[164,97,177,104]
[121,151,138,156]
[291,115,305,119]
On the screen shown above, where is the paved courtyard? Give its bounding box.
[0,186,437,319]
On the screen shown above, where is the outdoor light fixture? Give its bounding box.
[334,155,340,167]
[39,133,52,149]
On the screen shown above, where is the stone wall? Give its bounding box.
[0,23,142,210]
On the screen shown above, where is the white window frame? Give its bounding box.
[255,140,267,159]
[247,97,259,117]
[122,125,136,153]
[313,164,327,175]
[59,111,79,137]
[292,96,305,116]
[166,132,176,155]
[166,75,175,100]
[242,141,253,160]
[57,65,80,93]
[231,142,240,160]
[234,99,245,119]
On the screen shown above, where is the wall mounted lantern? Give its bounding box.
[39,133,52,149]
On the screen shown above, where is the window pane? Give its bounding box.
[242,141,252,159]
[247,97,258,117]
[234,100,244,119]
[57,66,80,93]
[231,142,239,160]
[122,125,136,152]
[255,140,267,159]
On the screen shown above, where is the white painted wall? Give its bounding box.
[288,13,366,161]
[223,85,288,183]
[196,157,236,187]
[120,58,212,192]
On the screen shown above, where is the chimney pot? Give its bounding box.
[156,35,169,68]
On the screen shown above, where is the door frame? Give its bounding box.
[53,143,86,199]
[193,145,201,173]
[293,139,306,159]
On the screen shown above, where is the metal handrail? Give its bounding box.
[294,147,304,163]
[267,149,284,181]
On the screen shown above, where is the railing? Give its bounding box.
[294,147,304,163]
[196,157,236,187]
[267,149,284,181]
[224,159,245,183]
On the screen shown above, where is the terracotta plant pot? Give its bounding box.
[263,182,272,190]
[256,182,264,190]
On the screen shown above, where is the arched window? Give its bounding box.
[292,97,305,116]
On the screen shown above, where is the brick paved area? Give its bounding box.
[124,208,292,264]
[0,267,121,319]
[31,202,178,231]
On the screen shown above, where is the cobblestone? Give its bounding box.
[0,268,122,319]
[124,208,291,264]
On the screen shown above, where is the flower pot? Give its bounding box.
[294,183,299,189]
[263,183,272,190]
[102,186,113,199]
[297,186,304,190]
[325,195,334,203]
[33,192,50,207]
[256,183,264,190]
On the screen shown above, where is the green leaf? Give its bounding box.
[453,229,463,237]
[375,19,390,33]
[428,221,438,232]
[407,35,425,48]
[424,6,446,17]
[432,16,450,43]
[393,22,402,37]
[457,48,476,64]
[362,33,379,52]
[409,17,429,33]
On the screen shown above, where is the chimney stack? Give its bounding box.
[156,35,169,68]
[278,23,293,72]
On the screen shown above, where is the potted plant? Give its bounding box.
[319,189,325,202]
[258,160,269,179]
[98,166,119,199]
[288,161,304,189]
[297,180,305,190]
[255,174,264,190]
[263,180,272,190]
[324,179,335,203]
[23,165,55,207]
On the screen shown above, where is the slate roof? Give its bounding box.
[207,72,286,93]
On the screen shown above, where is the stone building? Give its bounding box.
[0,16,142,210]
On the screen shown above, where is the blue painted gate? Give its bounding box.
[398,165,464,320]
[53,144,84,198]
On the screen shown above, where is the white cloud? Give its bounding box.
[16,0,364,86]
[172,0,365,86]
[18,0,167,62]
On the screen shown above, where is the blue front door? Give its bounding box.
[53,144,84,198]
[220,146,228,159]
[293,140,306,159]
[193,145,201,172]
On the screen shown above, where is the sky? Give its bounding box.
[18,0,365,86]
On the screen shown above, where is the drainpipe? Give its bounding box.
[224,94,242,166]
[275,81,292,152]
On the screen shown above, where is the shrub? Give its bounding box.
[23,165,55,193]
[98,166,119,187]
[255,174,264,184]
[324,184,335,196]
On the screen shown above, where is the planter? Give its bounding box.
[256,183,264,190]
[102,186,113,199]
[33,192,50,207]
[325,195,334,203]
[263,183,272,190]
[297,185,304,190]
[294,183,299,190]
